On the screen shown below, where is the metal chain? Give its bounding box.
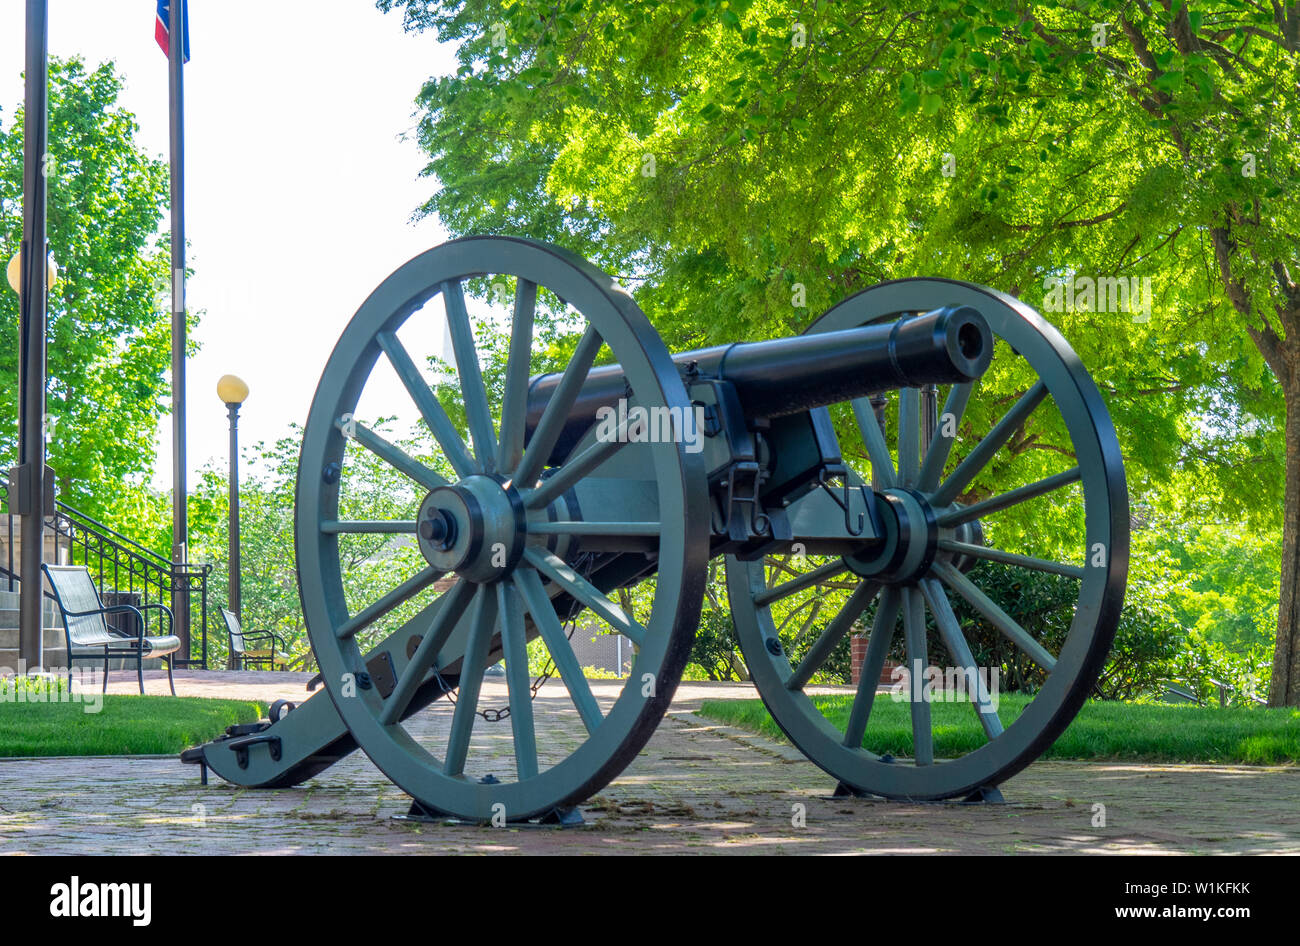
[435,552,598,722]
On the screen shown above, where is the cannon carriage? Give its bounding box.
[183,235,1127,823]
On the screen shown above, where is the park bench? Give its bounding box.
[42,563,180,695]
[220,608,289,670]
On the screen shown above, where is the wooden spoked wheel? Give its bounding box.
[297,236,708,822]
[727,279,1128,799]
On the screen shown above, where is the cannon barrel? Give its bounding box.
[525,305,992,463]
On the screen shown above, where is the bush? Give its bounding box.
[786,614,852,684]
[1092,593,1183,701]
[1170,634,1273,707]
[868,562,1183,700]
[947,562,1079,694]
[688,605,747,681]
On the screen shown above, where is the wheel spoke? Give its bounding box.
[443,587,498,776]
[495,279,538,474]
[514,570,603,734]
[842,586,901,749]
[524,424,634,510]
[931,380,1048,507]
[787,581,880,691]
[851,397,897,489]
[937,540,1085,579]
[754,559,849,608]
[524,547,645,646]
[528,521,660,537]
[376,330,476,478]
[321,520,417,535]
[496,581,539,781]
[902,587,933,765]
[514,325,603,487]
[931,559,1057,672]
[919,578,1003,741]
[442,279,498,472]
[917,382,973,493]
[336,565,443,640]
[937,467,1081,527]
[898,387,920,487]
[379,580,475,724]
[342,418,447,491]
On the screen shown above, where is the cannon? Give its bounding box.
[183,236,1128,822]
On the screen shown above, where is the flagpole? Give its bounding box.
[16,0,49,670]
[168,0,190,660]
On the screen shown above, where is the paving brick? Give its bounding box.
[0,671,1296,854]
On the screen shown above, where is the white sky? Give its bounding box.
[0,1,458,488]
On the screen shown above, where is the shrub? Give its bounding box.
[1170,634,1273,707]
[869,562,1182,700]
[688,605,747,681]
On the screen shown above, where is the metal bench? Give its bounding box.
[42,563,181,695]
[220,608,288,670]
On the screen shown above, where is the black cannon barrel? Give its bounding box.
[525,305,992,463]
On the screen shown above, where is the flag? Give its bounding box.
[155,0,190,62]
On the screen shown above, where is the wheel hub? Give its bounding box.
[416,475,525,582]
[845,490,986,583]
[845,488,938,584]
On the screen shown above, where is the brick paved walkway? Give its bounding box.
[1,672,1296,854]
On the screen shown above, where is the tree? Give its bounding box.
[885,0,1298,703]
[380,0,1297,704]
[190,422,439,669]
[0,57,177,539]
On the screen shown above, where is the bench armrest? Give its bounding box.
[134,602,175,637]
[61,603,149,645]
[240,630,285,649]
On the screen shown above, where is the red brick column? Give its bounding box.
[850,633,868,686]
[851,633,900,688]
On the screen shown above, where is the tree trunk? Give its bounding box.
[1269,378,1300,707]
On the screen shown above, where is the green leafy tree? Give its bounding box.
[381,0,1298,704]
[0,57,176,538]
[191,422,439,669]
[892,0,1299,706]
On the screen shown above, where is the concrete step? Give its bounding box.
[0,625,66,650]
[0,602,62,629]
[1,630,68,672]
[0,532,71,570]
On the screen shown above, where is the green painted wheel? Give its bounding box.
[297,236,708,822]
[727,279,1128,800]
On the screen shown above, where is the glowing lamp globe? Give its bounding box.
[217,374,250,406]
[6,251,59,293]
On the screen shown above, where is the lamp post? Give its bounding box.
[217,375,248,659]
[7,242,57,671]
[13,0,50,671]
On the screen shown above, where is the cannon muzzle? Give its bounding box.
[525,305,992,463]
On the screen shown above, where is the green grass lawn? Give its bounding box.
[699,693,1300,765]
[0,691,264,757]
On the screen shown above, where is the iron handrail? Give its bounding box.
[52,497,173,569]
